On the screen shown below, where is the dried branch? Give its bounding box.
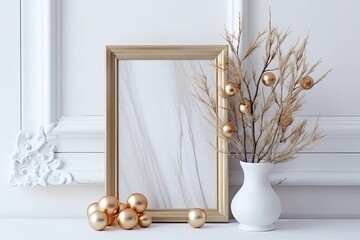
[194,14,330,164]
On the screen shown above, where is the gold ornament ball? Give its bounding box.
[99,196,120,217]
[224,82,238,96]
[222,123,236,138]
[239,98,251,114]
[262,72,276,86]
[300,76,314,90]
[138,213,152,228]
[87,202,100,217]
[188,208,207,228]
[88,211,108,231]
[126,193,148,214]
[117,208,139,230]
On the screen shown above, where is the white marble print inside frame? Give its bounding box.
[118,60,216,209]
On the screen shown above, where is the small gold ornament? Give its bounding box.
[239,98,251,114]
[222,123,236,138]
[87,202,100,217]
[126,193,148,214]
[138,212,152,228]
[224,82,238,96]
[117,208,138,230]
[88,211,108,231]
[188,208,207,228]
[280,114,294,127]
[99,196,120,216]
[262,72,276,86]
[300,76,314,90]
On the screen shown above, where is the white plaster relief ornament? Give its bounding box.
[10,127,73,186]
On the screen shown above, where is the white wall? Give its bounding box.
[0,0,102,219]
[243,0,360,218]
[1,0,360,219]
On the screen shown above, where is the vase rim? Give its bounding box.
[240,160,273,165]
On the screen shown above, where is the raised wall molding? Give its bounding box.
[12,0,360,187]
[10,128,73,186]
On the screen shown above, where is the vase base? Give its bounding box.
[238,223,275,232]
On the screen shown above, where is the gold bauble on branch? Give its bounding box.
[87,202,100,217]
[262,72,276,86]
[117,209,139,230]
[99,196,120,216]
[222,122,236,138]
[239,98,251,114]
[88,211,108,231]
[187,208,207,228]
[224,82,238,96]
[300,76,314,90]
[126,193,148,214]
[138,213,152,228]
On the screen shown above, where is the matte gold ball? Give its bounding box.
[138,212,152,228]
[126,193,148,214]
[87,202,100,217]
[262,72,276,86]
[88,211,108,231]
[224,82,238,96]
[239,98,251,114]
[99,196,120,216]
[222,123,236,138]
[117,208,139,230]
[300,76,314,90]
[188,208,207,228]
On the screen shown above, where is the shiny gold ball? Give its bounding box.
[107,215,116,226]
[88,211,108,231]
[280,114,294,127]
[222,123,236,138]
[87,202,100,217]
[126,193,148,214]
[224,82,238,96]
[300,76,314,90]
[117,208,139,230]
[239,98,251,114]
[99,196,120,216]
[262,72,276,86]
[138,212,152,228]
[188,208,207,228]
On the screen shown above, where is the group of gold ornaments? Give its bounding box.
[222,72,315,137]
[87,193,152,231]
[87,194,208,230]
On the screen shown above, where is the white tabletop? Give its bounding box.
[0,219,359,240]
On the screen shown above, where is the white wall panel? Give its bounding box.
[61,0,228,116]
[247,0,360,116]
[2,0,360,219]
[0,0,21,217]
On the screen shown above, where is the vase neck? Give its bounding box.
[240,161,273,184]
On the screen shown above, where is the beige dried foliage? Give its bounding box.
[195,15,331,164]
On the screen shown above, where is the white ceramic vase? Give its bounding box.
[231,161,281,231]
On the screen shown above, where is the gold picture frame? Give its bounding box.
[105,45,228,222]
